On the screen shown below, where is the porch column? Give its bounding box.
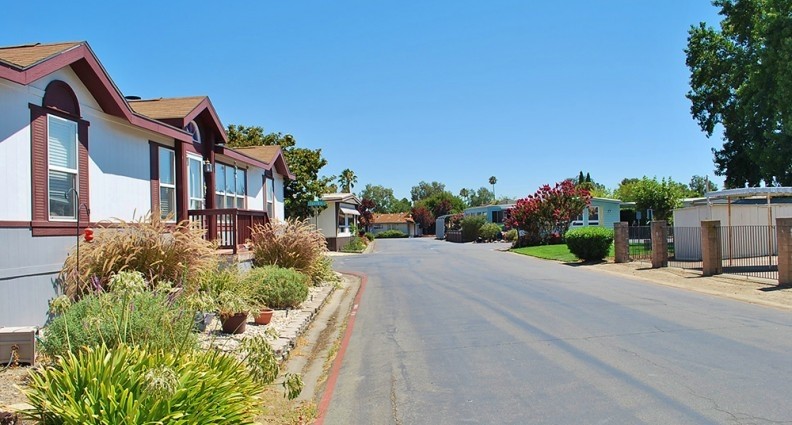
[777,218,792,286]
[700,220,722,276]
[614,222,629,263]
[651,220,668,268]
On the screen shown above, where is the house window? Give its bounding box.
[185,121,201,144]
[338,211,351,234]
[265,176,275,218]
[215,163,246,209]
[188,155,204,210]
[47,115,78,220]
[159,147,176,220]
[492,210,504,224]
[588,205,599,225]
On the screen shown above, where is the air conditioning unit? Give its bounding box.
[0,327,37,366]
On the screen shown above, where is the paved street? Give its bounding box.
[325,238,792,424]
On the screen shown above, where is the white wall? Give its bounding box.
[247,167,265,212]
[274,173,285,221]
[0,79,33,221]
[316,203,337,238]
[674,204,792,228]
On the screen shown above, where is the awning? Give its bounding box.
[340,207,360,216]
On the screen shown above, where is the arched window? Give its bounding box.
[185,120,201,144]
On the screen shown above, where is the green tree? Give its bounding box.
[689,175,719,196]
[489,176,497,198]
[468,187,495,206]
[632,177,689,221]
[415,191,465,219]
[686,0,792,187]
[392,198,412,213]
[410,181,446,202]
[614,178,641,202]
[337,169,357,193]
[459,188,470,206]
[359,184,398,213]
[226,125,333,219]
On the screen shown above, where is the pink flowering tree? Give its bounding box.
[505,180,591,247]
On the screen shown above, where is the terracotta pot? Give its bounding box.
[254,308,274,325]
[220,313,247,334]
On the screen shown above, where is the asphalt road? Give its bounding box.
[325,238,792,425]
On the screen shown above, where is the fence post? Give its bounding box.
[700,220,722,276]
[777,218,792,286]
[651,220,668,268]
[614,222,629,263]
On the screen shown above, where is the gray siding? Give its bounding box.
[0,228,73,326]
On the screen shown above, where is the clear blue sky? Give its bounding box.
[2,1,724,201]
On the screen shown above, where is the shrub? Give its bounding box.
[565,226,614,261]
[60,215,217,299]
[376,229,407,238]
[479,223,501,242]
[364,232,375,242]
[503,228,518,242]
[41,284,197,358]
[308,256,340,286]
[461,215,486,242]
[243,266,309,309]
[250,219,328,284]
[25,344,262,424]
[195,266,253,316]
[341,236,367,253]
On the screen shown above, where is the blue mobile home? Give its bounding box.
[463,204,514,225]
[570,197,622,229]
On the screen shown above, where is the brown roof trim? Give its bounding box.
[215,146,270,170]
[233,146,295,180]
[0,42,191,143]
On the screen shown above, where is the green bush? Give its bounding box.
[503,228,518,242]
[565,227,614,261]
[42,286,197,358]
[461,215,486,242]
[479,223,501,241]
[308,255,340,286]
[376,229,407,238]
[250,218,328,284]
[341,236,367,253]
[25,344,261,424]
[243,266,310,309]
[364,232,375,242]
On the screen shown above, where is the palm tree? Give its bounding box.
[338,169,357,193]
[489,176,497,199]
[459,188,470,206]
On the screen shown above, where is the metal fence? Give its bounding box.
[669,226,703,271]
[719,225,777,280]
[628,226,652,261]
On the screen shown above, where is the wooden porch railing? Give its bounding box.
[188,208,269,254]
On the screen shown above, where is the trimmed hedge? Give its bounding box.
[565,226,613,261]
[376,229,408,238]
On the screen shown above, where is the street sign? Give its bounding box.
[307,200,327,207]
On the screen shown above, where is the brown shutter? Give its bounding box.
[29,105,48,223]
[78,121,90,224]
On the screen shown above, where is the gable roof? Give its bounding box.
[0,42,82,69]
[322,193,361,205]
[128,96,207,120]
[231,145,295,180]
[373,213,414,224]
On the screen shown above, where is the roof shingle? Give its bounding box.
[128,96,207,120]
[0,42,82,68]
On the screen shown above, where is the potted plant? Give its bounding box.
[216,290,252,334]
[254,306,274,325]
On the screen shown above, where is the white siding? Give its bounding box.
[0,80,33,220]
[273,173,285,220]
[247,167,265,212]
[317,203,337,238]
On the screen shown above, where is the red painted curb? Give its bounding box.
[314,271,368,425]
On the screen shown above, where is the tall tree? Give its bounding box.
[632,177,690,221]
[392,198,412,213]
[687,0,792,187]
[359,184,398,213]
[689,175,719,196]
[489,176,497,199]
[459,188,470,206]
[337,168,357,193]
[357,198,375,232]
[410,181,446,202]
[415,192,466,219]
[411,205,434,234]
[226,125,333,219]
[469,187,495,206]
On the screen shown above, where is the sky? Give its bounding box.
[2,1,725,201]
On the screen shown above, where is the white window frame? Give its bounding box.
[187,154,205,210]
[215,163,246,209]
[265,176,275,218]
[159,147,176,222]
[47,115,78,221]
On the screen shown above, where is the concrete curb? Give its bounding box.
[270,282,337,361]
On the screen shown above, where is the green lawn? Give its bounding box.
[512,244,615,262]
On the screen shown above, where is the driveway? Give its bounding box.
[324,238,792,424]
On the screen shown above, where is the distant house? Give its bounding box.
[371,213,420,237]
[463,204,514,225]
[0,41,294,326]
[315,193,360,251]
[570,198,622,229]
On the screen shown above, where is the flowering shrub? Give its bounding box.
[506,180,591,247]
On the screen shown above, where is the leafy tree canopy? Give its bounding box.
[468,187,495,207]
[687,0,792,187]
[689,175,719,196]
[631,177,690,221]
[410,181,446,202]
[226,125,333,219]
[415,191,466,219]
[359,184,398,213]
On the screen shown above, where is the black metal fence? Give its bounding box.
[719,225,777,280]
[628,225,652,261]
